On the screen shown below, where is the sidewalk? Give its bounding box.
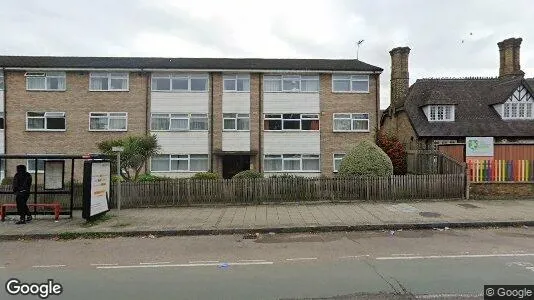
[2,199,534,239]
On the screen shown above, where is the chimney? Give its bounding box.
[498,37,524,77]
[390,46,411,108]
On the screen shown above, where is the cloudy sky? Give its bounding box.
[1,0,533,108]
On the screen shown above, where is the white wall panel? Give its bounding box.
[222,93,250,113]
[151,92,209,113]
[0,91,4,111]
[263,93,319,113]
[154,132,208,154]
[263,132,320,154]
[222,131,250,151]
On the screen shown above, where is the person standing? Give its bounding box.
[13,164,32,224]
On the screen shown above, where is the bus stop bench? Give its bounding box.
[1,203,61,222]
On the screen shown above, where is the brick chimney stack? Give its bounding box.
[498,37,524,77]
[390,46,411,108]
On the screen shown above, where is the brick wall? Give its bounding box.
[470,182,534,199]
[250,73,261,171]
[319,73,379,176]
[211,72,223,175]
[4,71,148,180]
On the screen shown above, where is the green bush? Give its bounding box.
[191,172,220,180]
[232,170,263,179]
[1,177,13,186]
[338,140,393,177]
[137,173,170,182]
[111,175,123,183]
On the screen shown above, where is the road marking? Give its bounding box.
[188,260,219,264]
[417,293,483,299]
[285,257,317,261]
[32,265,67,268]
[238,259,267,262]
[140,261,171,265]
[391,253,416,256]
[90,263,118,266]
[376,253,534,260]
[97,261,273,269]
[339,255,370,259]
[0,266,6,269]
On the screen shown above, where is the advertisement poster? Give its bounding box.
[466,137,494,157]
[83,160,111,219]
[44,160,64,190]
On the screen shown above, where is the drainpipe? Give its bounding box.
[258,74,263,172]
[209,73,214,172]
[2,68,5,179]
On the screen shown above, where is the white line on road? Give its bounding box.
[97,261,273,269]
[339,255,370,259]
[376,253,534,260]
[417,293,483,299]
[188,260,219,264]
[285,257,318,261]
[0,266,6,269]
[32,265,67,268]
[90,263,118,266]
[238,259,267,262]
[391,253,416,256]
[140,261,171,265]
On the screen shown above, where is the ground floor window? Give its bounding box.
[263,154,320,172]
[151,154,209,172]
[333,153,346,173]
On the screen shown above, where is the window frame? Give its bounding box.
[223,74,250,93]
[26,112,66,131]
[427,105,455,122]
[263,75,319,93]
[223,113,250,131]
[263,113,320,131]
[333,153,346,173]
[0,71,4,90]
[502,102,534,120]
[332,113,370,132]
[263,154,321,173]
[0,112,4,130]
[89,112,128,131]
[25,72,66,91]
[151,73,209,92]
[89,72,129,92]
[331,74,369,93]
[150,154,209,173]
[150,113,209,132]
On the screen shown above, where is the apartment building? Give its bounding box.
[0,57,382,179]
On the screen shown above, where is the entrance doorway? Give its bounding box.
[222,155,250,179]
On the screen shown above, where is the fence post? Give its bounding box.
[464,163,470,200]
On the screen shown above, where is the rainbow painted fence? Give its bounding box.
[468,160,534,182]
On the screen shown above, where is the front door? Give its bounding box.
[222,155,250,179]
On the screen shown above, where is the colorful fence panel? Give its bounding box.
[468,160,534,182]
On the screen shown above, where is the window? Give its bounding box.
[223,74,250,92]
[25,72,66,91]
[26,112,66,131]
[151,154,209,172]
[333,153,345,173]
[426,105,455,121]
[0,112,4,130]
[89,112,128,131]
[263,154,320,172]
[223,113,250,131]
[151,73,208,92]
[333,113,369,131]
[264,114,319,131]
[0,71,3,90]
[332,75,369,93]
[90,72,129,91]
[27,159,45,173]
[150,113,208,131]
[263,75,319,92]
[503,102,534,120]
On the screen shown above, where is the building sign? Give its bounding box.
[44,160,64,190]
[466,137,494,157]
[82,160,111,219]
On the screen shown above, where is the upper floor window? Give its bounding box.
[223,113,250,131]
[223,74,250,92]
[264,75,319,93]
[26,112,66,131]
[502,85,533,120]
[151,113,208,131]
[89,112,128,131]
[0,71,4,90]
[90,72,129,91]
[333,113,369,132]
[426,105,454,122]
[332,74,369,93]
[0,112,4,130]
[151,73,208,92]
[264,114,319,131]
[25,72,66,91]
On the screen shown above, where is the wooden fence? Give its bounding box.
[406,150,466,175]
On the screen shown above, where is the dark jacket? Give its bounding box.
[13,165,32,194]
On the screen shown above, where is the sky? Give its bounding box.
[1,0,533,108]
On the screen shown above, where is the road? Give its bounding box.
[1,227,534,299]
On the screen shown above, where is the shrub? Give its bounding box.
[191,172,220,180]
[376,132,407,175]
[1,177,13,186]
[232,170,263,179]
[137,173,170,182]
[111,175,123,183]
[338,140,393,177]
